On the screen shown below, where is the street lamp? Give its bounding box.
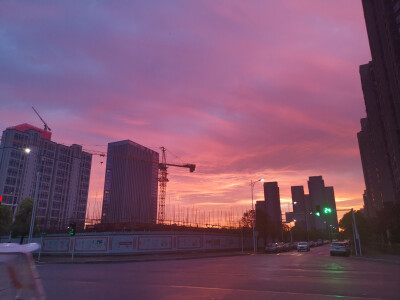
[28,148,42,243]
[250,178,264,254]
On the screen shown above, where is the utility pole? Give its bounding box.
[351,208,362,256]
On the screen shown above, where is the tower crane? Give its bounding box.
[32,106,51,131]
[158,146,195,224]
[81,145,195,224]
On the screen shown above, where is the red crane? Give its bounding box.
[158,146,195,224]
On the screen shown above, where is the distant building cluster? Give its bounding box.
[256,176,338,239]
[357,0,400,217]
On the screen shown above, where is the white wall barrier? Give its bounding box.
[7,232,251,255]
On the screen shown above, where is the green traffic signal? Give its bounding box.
[315,205,321,216]
[324,207,332,214]
[68,222,76,236]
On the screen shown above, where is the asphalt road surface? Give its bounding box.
[37,245,400,299]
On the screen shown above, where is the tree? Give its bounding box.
[281,223,291,242]
[0,205,12,235]
[291,226,308,241]
[241,210,254,228]
[375,202,400,244]
[339,210,372,246]
[10,198,39,243]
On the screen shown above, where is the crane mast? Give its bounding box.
[158,147,195,224]
[158,147,168,224]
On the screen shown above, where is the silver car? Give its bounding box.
[330,242,350,256]
[297,241,310,252]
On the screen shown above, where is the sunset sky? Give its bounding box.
[0,1,371,223]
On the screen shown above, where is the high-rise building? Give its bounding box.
[325,186,339,230]
[307,176,338,233]
[308,176,327,232]
[358,0,400,216]
[264,182,282,239]
[255,200,266,213]
[0,123,92,230]
[101,140,159,224]
[255,200,267,226]
[291,186,307,231]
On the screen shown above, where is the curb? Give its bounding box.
[351,255,400,265]
[35,252,250,265]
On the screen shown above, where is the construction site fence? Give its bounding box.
[0,231,253,255]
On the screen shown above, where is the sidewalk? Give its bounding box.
[34,250,250,265]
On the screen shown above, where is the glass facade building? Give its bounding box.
[101,140,159,224]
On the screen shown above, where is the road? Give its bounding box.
[37,245,400,299]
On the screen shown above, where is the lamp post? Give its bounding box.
[28,170,41,243]
[1,147,32,241]
[28,148,42,243]
[12,147,31,222]
[250,178,264,254]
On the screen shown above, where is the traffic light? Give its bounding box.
[324,207,332,214]
[68,222,76,236]
[0,195,2,205]
[315,205,321,216]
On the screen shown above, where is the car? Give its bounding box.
[297,241,310,252]
[317,239,323,246]
[265,243,280,253]
[292,242,299,250]
[282,243,292,252]
[276,242,286,252]
[330,241,350,256]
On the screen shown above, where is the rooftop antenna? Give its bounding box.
[32,106,51,131]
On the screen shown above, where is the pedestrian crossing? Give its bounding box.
[277,252,303,256]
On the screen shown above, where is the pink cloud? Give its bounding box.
[0,1,370,223]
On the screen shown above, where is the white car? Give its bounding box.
[330,242,350,256]
[297,242,310,252]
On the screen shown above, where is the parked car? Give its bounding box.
[330,241,350,256]
[317,239,323,246]
[292,242,299,250]
[282,243,292,252]
[297,241,310,252]
[265,243,281,253]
